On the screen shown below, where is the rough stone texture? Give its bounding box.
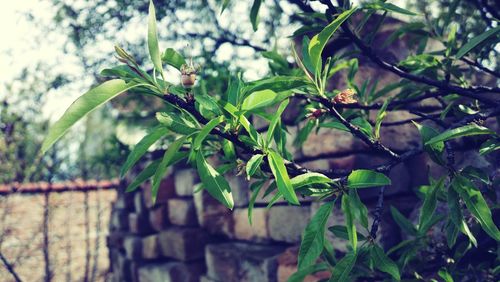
[158,227,211,261]
[168,198,198,226]
[205,242,285,282]
[227,175,250,207]
[110,207,130,231]
[142,234,160,260]
[124,236,143,260]
[232,208,269,242]
[174,169,199,196]
[193,189,232,235]
[149,204,169,232]
[302,127,354,157]
[138,261,205,282]
[268,206,310,243]
[107,231,127,250]
[129,212,154,235]
[142,176,176,208]
[134,192,146,214]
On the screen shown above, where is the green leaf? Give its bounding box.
[390,206,418,236]
[221,101,260,143]
[328,226,367,241]
[412,122,445,165]
[308,8,357,74]
[479,139,500,155]
[267,99,289,145]
[152,136,187,202]
[220,0,231,14]
[342,194,357,252]
[241,89,277,111]
[195,93,221,115]
[374,100,389,139]
[196,151,234,209]
[347,170,391,189]
[349,189,369,229]
[290,172,332,189]
[452,175,500,241]
[329,252,357,282]
[248,180,265,225]
[456,26,500,59]
[246,154,264,180]
[125,160,160,192]
[193,116,224,150]
[370,244,401,281]
[418,177,444,233]
[267,150,299,205]
[120,126,168,178]
[289,262,329,282]
[41,79,139,154]
[250,0,262,31]
[161,48,186,70]
[425,124,494,145]
[148,0,163,75]
[298,201,334,269]
[438,269,454,282]
[243,76,307,94]
[156,112,198,135]
[447,188,477,247]
[364,2,417,16]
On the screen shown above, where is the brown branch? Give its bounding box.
[0,252,22,282]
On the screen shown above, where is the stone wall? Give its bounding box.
[106,161,426,282]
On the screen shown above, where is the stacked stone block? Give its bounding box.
[107,162,422,282]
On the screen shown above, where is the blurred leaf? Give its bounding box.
[374,100,389,139]
[425,124,494,145]
[220,0,231,14]
[268,150,299,205]
[418,177,444,233]
[41,79,140,154]
[193,116,224,150]
[370,244,401,281]
[248,179,265,225]
[246,154,264,180]
[148,0,163,75]
[364,2,417,16]
[329,252,357,282]
[126,160,160,192]
[152,136,187,202]
[390,206,418,236]
[289,262,328,282]
[162,48,186,70]
[267,99,289,145]
[447,188,477,247]
[479,139,500,155]
[196,151,234,209]
[250,0,262,31]
[456,26,500,59]
[244,76,307,95]
[291,172,332,189]
[349,189,369,229]
[412,122,445,165]
[328,225,367,241]
[308,8,357,75]
[342,194,357,252]
[452,175,500,241]
[156,112,198,135]
[347,170,391,189]
[298,201,334,269]
[120,126,168,178]
[438,269,454,282]
[242,90,277,111]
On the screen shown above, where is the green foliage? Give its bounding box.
[42,1,500,280]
